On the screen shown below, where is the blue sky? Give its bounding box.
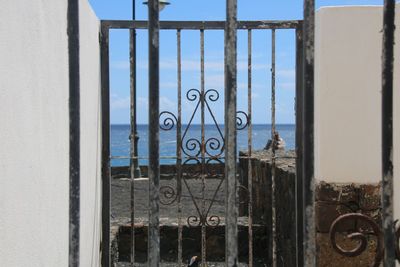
[88,0,386,124]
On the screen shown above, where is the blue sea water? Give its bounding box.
[111,124,295,166]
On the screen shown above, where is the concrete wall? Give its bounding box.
[79,1,102,266]
[0,1,101,266]
[315,4,400,219]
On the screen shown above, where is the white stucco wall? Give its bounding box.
[0,1,101,266]
[315,4,400,225]
[79,1,102,267]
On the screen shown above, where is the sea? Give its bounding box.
[111,124,295,166]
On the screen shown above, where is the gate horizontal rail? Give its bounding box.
[101,20,301,30]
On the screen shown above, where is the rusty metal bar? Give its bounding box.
[381,1,396,266]
[200,29,207,267]
[270,29,277,267]
[129,1,138,265]
[225,0,238,266]
[247,29,254,267]
[68,0,80,265]
[100,26,111,267]
[148,0,160,266]
[302,0,316,266]
[176,29,183,267]
[295,22,304,267]
[101,20,300,30]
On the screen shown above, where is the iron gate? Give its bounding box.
[101,17,303,267]
[95,0,399,267]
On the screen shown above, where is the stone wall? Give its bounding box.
[238,150,296,267]
[238,150,383,266]
[316,182,381,266]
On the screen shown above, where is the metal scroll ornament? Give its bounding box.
[329,213,400,266]
[159,88,249,227]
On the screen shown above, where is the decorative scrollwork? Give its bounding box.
[182,138,202,158]
[187,88,201,102]
[159,111,177,131]
[205,137,223,158]
[159,185,178,205]
[329,213,383,267]
[206,215,221,227]
[187,215,201,227]
[236,111,249,130]
[204,89,219,102]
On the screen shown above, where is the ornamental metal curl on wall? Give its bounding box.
[329,213,400,266]
[158,88,248,227]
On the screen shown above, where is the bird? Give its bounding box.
[187,255,199,267]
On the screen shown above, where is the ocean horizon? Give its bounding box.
[111,123,296,166]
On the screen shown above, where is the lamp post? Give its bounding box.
[143,0,170,11]
[131,0,170,179]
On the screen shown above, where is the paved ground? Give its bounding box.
[111,177,226,222]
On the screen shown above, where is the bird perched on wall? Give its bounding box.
[188,256,199,266]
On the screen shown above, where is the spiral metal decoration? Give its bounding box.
[187,215,201,227]
[159,111,177,131]
[329,213,383,267]
[236,111,249,130]
[206,215,221,227]
[205,137,223,158]
[204,88,220,102]
[159,87,225,229]
[159,185,178,205]
[182,138,202,158]
[186,88,201,102]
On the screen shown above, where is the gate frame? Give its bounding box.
[100,18,305,267]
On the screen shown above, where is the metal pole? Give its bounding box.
[100,25,111,267]
[381,1,396,266]
[247,29,254,267]
[131,0,141,178]
[295,22,304,267]
[225,0,238,266]
[302,0,316,266]
[68,0,80,266]
[270,29,277,267]
[148,0,160,266]
[129,0,138,265]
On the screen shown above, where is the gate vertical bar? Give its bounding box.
[247,30,254,267]
[177,29,183,267]
[148,0,160,266]
[295,23,304,267]
[225,0,238,266]
[247,29,254,267]
[68,0,80,266]
[129,2,138,264]
[270,29,277,267]
[101,25,111,267]
[302,0,316,266]
[381,1,396,266]
[200,29,207,266]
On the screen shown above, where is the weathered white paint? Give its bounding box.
[0,1,101,266]
[315,3,400,241]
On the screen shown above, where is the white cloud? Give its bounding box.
[110,94,130,110]
[277,69,295,78]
